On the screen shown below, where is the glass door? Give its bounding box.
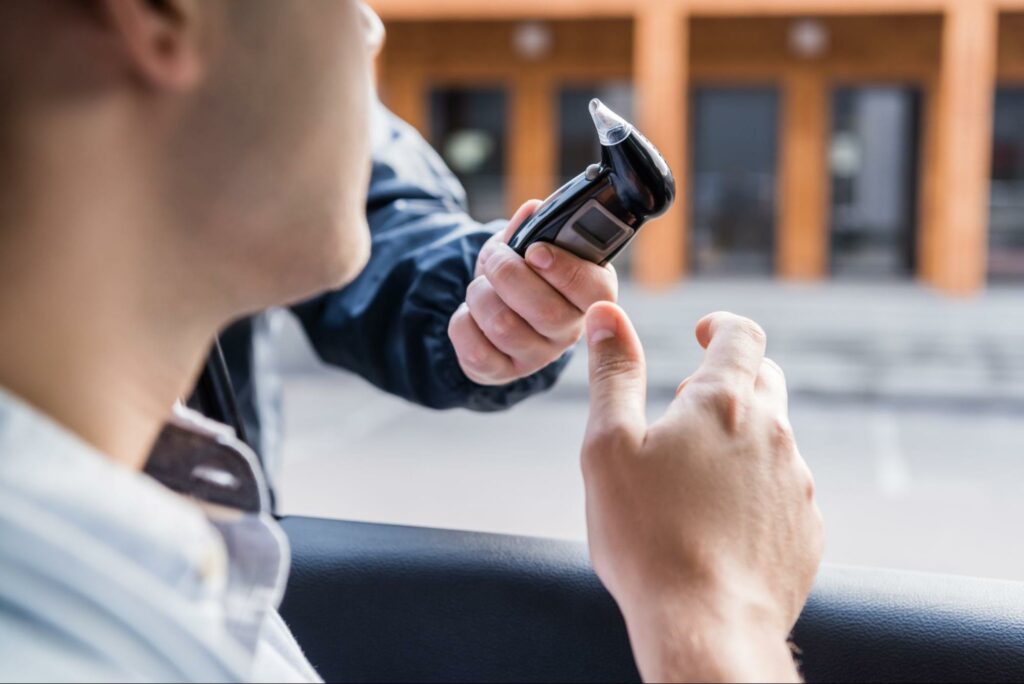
[829,87,921,278]
[990,88,1024,281]
[429,87,509,223]
[691,88,779,277]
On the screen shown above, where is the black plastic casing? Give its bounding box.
[509,130,676,266]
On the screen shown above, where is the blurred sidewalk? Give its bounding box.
[574,280,1024,407]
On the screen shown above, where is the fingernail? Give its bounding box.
[587,308,617,344]
[526,244,554,270]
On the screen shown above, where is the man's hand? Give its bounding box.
[581,303,824,683]
[449,200,619,386]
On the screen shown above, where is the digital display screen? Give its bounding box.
[574,207,624,248]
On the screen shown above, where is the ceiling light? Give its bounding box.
[513,21,554,61]
[789,19,830,59]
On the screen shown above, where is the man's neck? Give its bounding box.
[0,240,217,469]
[0,128,225,470]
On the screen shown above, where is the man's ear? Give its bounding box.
[99,0,204,91]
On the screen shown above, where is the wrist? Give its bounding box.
[621,587,800,683]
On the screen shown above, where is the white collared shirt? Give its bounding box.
[0,388,321,683]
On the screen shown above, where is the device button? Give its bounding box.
[585,164,603,181]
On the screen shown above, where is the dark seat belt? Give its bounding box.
[192,338,252,451]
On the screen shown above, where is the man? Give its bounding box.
[0,1,823,682]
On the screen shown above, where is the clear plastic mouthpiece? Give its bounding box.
[590,98,632,146]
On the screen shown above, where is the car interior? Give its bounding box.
[279,516,1024,683]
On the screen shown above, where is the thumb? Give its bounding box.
[585,302,648,448]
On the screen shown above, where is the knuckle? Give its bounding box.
[488,309,521,345]
[559,321,586,348]
[475,245,494,274]
[570,263,618,308]
[450,314,478,350]
[591,355,643,384]
[560,259,585,294]
[771,416,797,451]
[465,353,510,385]
[448,308,468,335]
[690,380,748,432]
[583,423,636,466]
[461,342,492,372]
[801,462,818,502]
[465,276,487,304]
[463,355,494,381]
[511,358,543,379]
[487,252,521,285]
[535,303,571,332]
[681,381,714,406]
[590,420,633,445]
[735,318,768,347]
[700,382,743,413]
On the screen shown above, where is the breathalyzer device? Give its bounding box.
[509,99,676,266]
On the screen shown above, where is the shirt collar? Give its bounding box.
[146,403,273,516]
[0,387,224,582]
[0,386,290,657]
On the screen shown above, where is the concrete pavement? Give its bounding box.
[564,280,1024,406]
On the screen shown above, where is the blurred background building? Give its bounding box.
[370,0,1024,294]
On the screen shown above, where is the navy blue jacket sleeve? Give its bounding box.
[290,104,571,412]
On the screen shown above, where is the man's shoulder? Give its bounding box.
[0,499,155,682]
[0,417,247,683]
[0,493,245,683]
[0,610,133,684]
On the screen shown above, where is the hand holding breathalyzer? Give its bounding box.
[449,99,676,386]
[449,201,619,386]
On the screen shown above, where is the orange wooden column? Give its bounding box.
[633,3,690,287]
[779,67,830,281]
[926,0,998,294]
[382,66,428,137]
[509,74,556,215]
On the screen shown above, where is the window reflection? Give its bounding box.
[830,87,920,278]
[691,88,778,277]
[990,88,1024,281]
[429,88,509,223]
